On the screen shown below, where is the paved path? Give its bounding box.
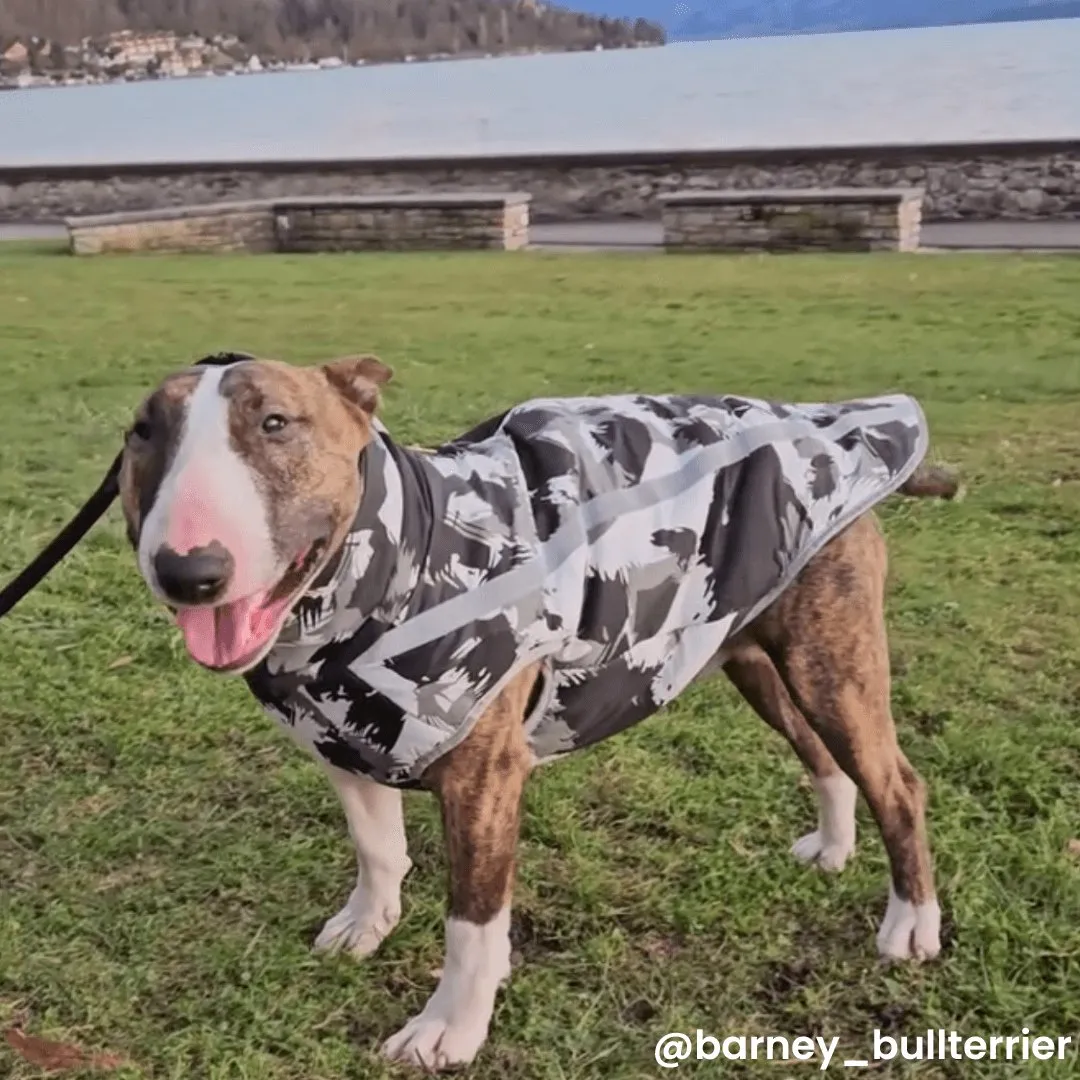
[5,220,1080,250]
[0,224,67,241]
[530,219,1080,251]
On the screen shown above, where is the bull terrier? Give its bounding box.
[118,352,955,1070]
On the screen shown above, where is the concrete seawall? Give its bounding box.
[3,141,1080,224]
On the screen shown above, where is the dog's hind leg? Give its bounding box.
[382,663,538,1071]
[314,764,411,960]
[755,516,941,962]
[723,640,858,872]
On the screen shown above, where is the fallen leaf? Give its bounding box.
[639,934,682,961]
[5,1027,127,1073]
[107,655,135,670]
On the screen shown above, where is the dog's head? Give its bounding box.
[119,354,392,674]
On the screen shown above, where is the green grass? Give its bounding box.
[1,246,1079,1080]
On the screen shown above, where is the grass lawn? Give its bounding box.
[1,245,1079,1080]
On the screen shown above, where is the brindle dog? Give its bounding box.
[118,355,955,1071]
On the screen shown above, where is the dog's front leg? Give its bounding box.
[314,763,411,959]
[382,665,537,1071]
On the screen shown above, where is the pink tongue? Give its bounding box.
[175,593,286,669]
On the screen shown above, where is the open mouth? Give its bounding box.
[173,540,328,673]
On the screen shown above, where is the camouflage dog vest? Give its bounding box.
[246,392,928,787]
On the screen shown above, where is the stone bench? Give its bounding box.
[658,188,924,254]
[65,200,277,255]
[272,193,531,253]
[65,192,531,255]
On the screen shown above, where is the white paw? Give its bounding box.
[314,887,400,959]
[382,911,510,1070]
[791,773,858,872]
[382,1007,491,1071]
[791,829,854,872]
[876,885,942,961]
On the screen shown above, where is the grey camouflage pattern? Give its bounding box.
[245,391,928,788]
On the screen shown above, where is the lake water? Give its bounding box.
[1,18,1079,167]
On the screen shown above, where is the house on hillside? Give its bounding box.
[178,36,206,69]
[1,40,29,68]
[104,30,179,67]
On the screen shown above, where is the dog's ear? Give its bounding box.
[322,355,394,415]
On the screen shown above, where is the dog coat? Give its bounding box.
[246,392,928,788]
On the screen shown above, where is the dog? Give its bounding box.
[118,352,956,1071]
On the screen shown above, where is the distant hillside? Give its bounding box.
[0,0,664,67]
[563,0,1080,40]
[986,0,1080,20]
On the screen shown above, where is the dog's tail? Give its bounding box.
[898,463,963,500]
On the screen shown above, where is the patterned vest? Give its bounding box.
[245,392,927,788]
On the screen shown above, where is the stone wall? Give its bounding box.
[276,195,529,252]
[3,142,1080,225]
[660,188,923,253]
[65,194,530,255]
[68,202,276,254]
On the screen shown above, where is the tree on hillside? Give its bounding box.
[0,0,664,64]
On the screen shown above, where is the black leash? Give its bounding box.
[0,352,254,621]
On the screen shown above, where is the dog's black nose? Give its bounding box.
[153,544,233,605]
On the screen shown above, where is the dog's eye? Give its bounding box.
[262,413,289,434]
[130,418,152,441]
